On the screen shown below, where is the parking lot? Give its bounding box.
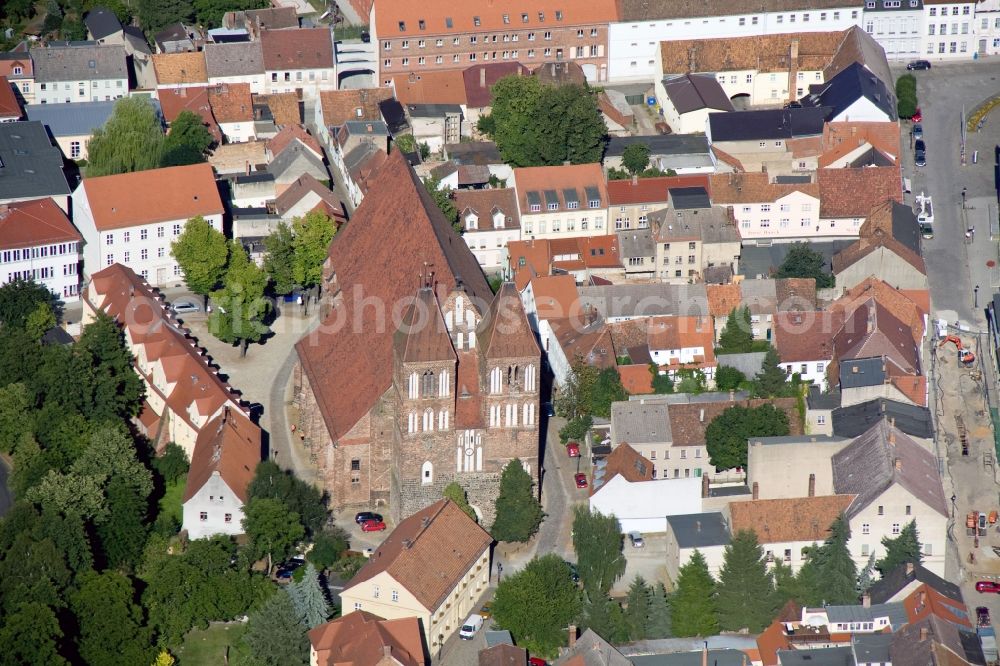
[612,532,671,596]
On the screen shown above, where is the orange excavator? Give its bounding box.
[940,335,975,365]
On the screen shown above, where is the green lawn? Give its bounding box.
[159,476,186,527]
[177,623,248,666]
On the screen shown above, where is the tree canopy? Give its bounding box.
[423,177,461,233]
[0,278,60,330]
[715,530,778,632]
[794,515,858,606]
[239,588,309,666]
[492,554,582,658]
[291,211,337,288]
[775,244,834,288]
[671,550,719,637]
[480,75,607,167]
[557,361,627,420]
[264,222,297,296]
[171,216,230,297]
[161,110,214,167]
[491,458,543,542]
[705,404,790,470]
[443,482,477,522]
[753,347,793,398]
[718,307,754,354]
[875,520,921,576]
[621,143,651,175]
[715,366,746,392]
[208,242,271,355]
[86,97,164,176]
[572,506,626,597]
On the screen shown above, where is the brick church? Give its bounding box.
[294,151,540,524]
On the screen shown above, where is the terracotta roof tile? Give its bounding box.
[207,82,253,123]
[158,86,222,143]
[273,173,345,220]
[453,188,520,232]
[818,166,902,218]
[478,283,540,359]
[395,288,457,363]
[208,141,267,173]
[152,52,208,85]
[526,274,581,320]
[345,499,493,610]
[606,174,710,206]
[757,620,792,666]
[831,199,925,275]
[903,584,973,628]
[309,611,426,666]
[260,27,333,71]
[389,71,468,105]
[618,364,654,395]
[549,316,616,369]
[668,397,801,447]
[319,87,394,128]
[257,92,300,126]
[508,237,620,286]
[646,316,715,367]
[182,408,261,503]
[601,443,654,488]
[660,30,847,75]
[834,298,920,373]
[79,163,224,231]
[776,278,817,310]
[711,145,745,171]
[266,124,323,159]
[729,495,856,543]
[512,163,607,215]
[822,121,900,165]
[462,62,530,108]
[480,643,527,666]
[832,278,924,344]
[295,151,492,440]
[774,310,843,363]
[0,197,81,250]
[707,283,742,317]
[374,0,617,36]
[0,76,21,120]
[709,172,819,205]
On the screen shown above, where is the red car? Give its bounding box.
[566,442,580,458]
[574,473,588,489]
[529,658,547,666]
[361,519,387,532]
[976,581,1000,593]
[912,107,923,123]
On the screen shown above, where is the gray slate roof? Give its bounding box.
[832,398,933,440]
[890,616,987,666]
[717,351,767,377]
[554,629,631,666]
[708,107,827,142]
[32,44,127,82]
[269,142,327,182]
[852,633,893,664]
[807,385,843,410]
[839,358,886,389]
[204,41,265,78]
[867,562,965,606]
[0,121,71,201]
[483,630,514,647]
[630,650,749,666]
[611,400,671,445]
[776,647,854,666]
[738,240,851,279]
[826,601,907,628]
[666,512,730,549]
[26,99,117,136]
[605,133,710,158]
[832,420,948,518]
[662,74,734,115]
[578,283,709,320]
[617,228,655,260]
[407,103,462,117]
[800,62,897,122]
[84,7,123,40]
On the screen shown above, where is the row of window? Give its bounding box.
[406,409,450,433]
[369,584,401,602]
[0,243,78,263]
[38,80,123,91]
[785,363,826,375]
[6,266,70,281]
[927,22,970,34]
[407,370,451,399]
[387,28,598,49]
[397,10,569,32]
[634,9,856,29]
[384,45,598,68]
[927,40,969,53]
[488,365,537,394]
[929,5,971,15]
[488,403,536,427]
[651,467,702,479]
[522,217,605,235]
[39,94,123,105]
[198,512,234,522]
[106,225,182,245]
[106,247,169,264]
[269,70,329,83]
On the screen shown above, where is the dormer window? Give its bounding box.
[493,211,505,228]
[465,212,478,230]
[445,17,453,28]
[473,16,481,26]
[522,13,529,22]
[398,21,406,31]
[547,202,558,211]
[12,66,21,75]
[589,199,600,208]
[555,10,563,20]
[530,203,541,212]
[418,19,426,29]
[538,12,545,21]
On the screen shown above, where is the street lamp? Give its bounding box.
[975,285,980,309]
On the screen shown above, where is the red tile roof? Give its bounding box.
[729,495,856,543]
[512,163,608,215]
[318,87,394,127]
[273,173,345,222]
[260,27,334,71]
[0,198,81,250]
[0,57,31,79]
[266,124,323,160]
[478,282,540,360]
[548,315,616,369]
[507,236,621,285]
[79,163,224,231]
[345,499,493,611]
[309,611,427,666]
[152,52,208,85]
[295,151,492,441]
[606,174,710,206]
[0,76,22,120]
[374,0,617,36]
[158,86,222,143]
[707,283,742,317]
[527,274,581,320]
[774,310,844,363]
[388,71,468,105]
[709,172,819,204]
[618,364,654,395]
[831,199,925,275]
[182,407,261,503]
[903,583,973,628]
[462,62,530,108]
[208,83,253,123]
[453,188,520,232]
[819,121,901,168]
[818,166,903,218]
[601,442,654,488]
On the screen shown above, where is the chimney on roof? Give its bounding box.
[383,646,392,657]
[480,66,486,88]
[752,481,759,500]
[702,474,710,498]
[808,473,815,497]
[862,593,871,608]
[695,520,702,532]
[568,625,577,649]
[790,38,799,63]
[699,408,705,422]
[894,457,901,471]
[919,626,929,641]
[906,561,915,576]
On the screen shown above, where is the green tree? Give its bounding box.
[775,244,834,288]
[648,582,673,638]
[240,589,309,666]
[264,222,297,295]
[394,133,418,154]
[675,368,707,394]
[492,554,583,658]
[87,97,164,177]
[71,571,154,666]
[491,458,543,543]
[193,0,268,28]
[0,602,68,666]
[153,442,190,484]
[422,177,460,232]
[559,415,592,444]
[243,497,306,574]
[291,210,337,288]
[443,482,477,521]
[621,143,651,175]
[0,278,60,330]
[25,301,56,340]
[753,347,791,398]
[152,650,176,666]
[137,0,194,35]
[796,515,857,605]
[307,526,349,571]
[649,363,674,394]
[705,404,790,470]
[715,530,778,632]
[77,312,145,420]
[161,110,214,167]
[718,307,754,354]
[857,553,877,595]
[895,74,918,119]
[572,505,626,596]
[247,460,327,536]
[96,476,149,571]
[715,365,746,391]
[582,591,627,644]
[209,242,271,356]
[0,382,31,454]
[557,361,626,419]
[875,520,921,576]
[171,216,230,300]
[482,75,544,167]
[671,550,719,637]
[772,560,801,606]
[287,563,330,628]
[623,576,654,641]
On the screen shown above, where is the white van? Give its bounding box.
[459,613,484,639]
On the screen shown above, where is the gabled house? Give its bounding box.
[650,193,741,284]
[182,407,261,539]
[273,173,346,223]
[152,51,209,89]
[666,512,731,579]
[709,172,823,242]
[203,41,266,94]
[832,420,948,575]
[32,43,128,104]
[800,61,897,123]
[818,165,903,232]
[604,135,715,176]
[869,562,971,628]
[507,236,623,285]
[607,174,710,232]
[453,188,521,271]
[159,86,222,144]
[0,198,82,301]
[309,611,427,666]
[774,310,844,389]
[269,136,329,195]
[339,499,493,652]
[84,7,124,45]
[707,107,827,174]
[513,163,609,239]
[154,23,199,54]
[890,616,986,665]
[0,121,72,211]
[25,99,117,160]
[0,76,22,122]
[329,120,389,205]
[260,28,335,98]
[660,73,734,134]
[0,51,35,104]
[645,315,717,382]
[208,82,255,143]
[832,199,926,291]
[315,87,395,148]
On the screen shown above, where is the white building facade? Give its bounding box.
[864,0,925,60]
[728,190,823,241]
[921,0,976,58]
[182,473,247,539]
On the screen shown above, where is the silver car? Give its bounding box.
[628,531,645,548]
[171,300,200,314]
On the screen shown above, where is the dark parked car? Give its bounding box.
[913,123,923,140]
[907,59,932,70]
[355,511,383,524]
[915,139,927,167]
[978,606,992,627]
[275,560,303,580]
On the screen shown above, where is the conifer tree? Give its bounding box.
[624,576,653,641]
[875,520,921,576]
[671,551,719,637]
[715,530,778,632]
[287,564,330,629]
